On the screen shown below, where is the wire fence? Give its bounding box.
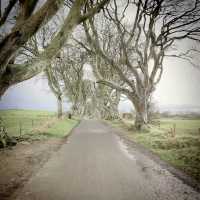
[1,115,56,137]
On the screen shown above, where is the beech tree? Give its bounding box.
[11,15,64,117]
[83,0,200,130]
[46,62,63,118]
[58,47,86,116]
[91,56,121,119]
[0,0,64,78]
[95,84,120,119]
[73,29,122,119]
[0,0,109,97]
[72,34,121,119]
[54,42,120,119]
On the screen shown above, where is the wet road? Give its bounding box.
[13,120,200,200]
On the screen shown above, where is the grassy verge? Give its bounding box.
[39,118,78,138]
[109,118,200,182]
[0,109,79,139]
[0,109,56,137]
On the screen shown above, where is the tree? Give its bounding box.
[0,0,110,97]
[73,31,122,119]
[58,46,86,116]
[54,42,120,119]
[0,0,64,75]
[83,0,200,130]
[46,61,63,118]
[11,15,64,117]
[91,55,121,119]
[95,83,120,119]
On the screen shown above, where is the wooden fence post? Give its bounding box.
[19,122,22,137]
[172,123,176,137]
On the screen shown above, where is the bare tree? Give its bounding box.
[59,47,86,116]
[54,41,120,119]
[83,0,200,130]
[73,31,122,119]
[11,15,64,117]
[91,55,121,119]
[0,0,110,97]
[95,83,120,119]
[0,0,63,71]
[46,61,63,118]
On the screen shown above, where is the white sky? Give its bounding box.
[155,57,200,106]
[0,76,70,111]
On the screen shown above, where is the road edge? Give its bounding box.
[63,118,81,140]
[102,120,200,193]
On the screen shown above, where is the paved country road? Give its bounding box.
[12,120,200,200]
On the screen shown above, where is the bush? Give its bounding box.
[0,118,17,148]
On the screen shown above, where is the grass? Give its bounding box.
[110,117,200,182]
[40,119,78,138]
[0,109,79,139]
[0,109,56,136]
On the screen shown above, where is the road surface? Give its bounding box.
[13,120,200,200]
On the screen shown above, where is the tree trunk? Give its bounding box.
[0,62,43,98]
[0,82,9,98]
[102,103,119,120]
[0,0,109,96]
[0,0,64,75]
[57,95,62,118]
[110,100,120,120]
[134,100,148,131]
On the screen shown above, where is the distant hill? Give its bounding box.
[159,105,200,114]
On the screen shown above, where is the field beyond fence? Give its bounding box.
[110,117,200,182]
[0,110,56,137]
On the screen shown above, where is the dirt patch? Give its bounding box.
[0,138,66,200]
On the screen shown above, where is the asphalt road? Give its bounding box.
[13,120,200,200]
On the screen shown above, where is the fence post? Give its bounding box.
[173,123,176,137]
[19,122,22,137]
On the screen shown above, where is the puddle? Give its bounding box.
[117,137,136,161]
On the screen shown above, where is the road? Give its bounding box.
[13,120,200,200]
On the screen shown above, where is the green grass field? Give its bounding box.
[40,119,78,138]
[111,117,200,182]
[0,109,56,136]
[0,110,79,138]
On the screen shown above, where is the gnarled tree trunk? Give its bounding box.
[57,95,63,118]
[134,98,148,131]
[0,0,64,76]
